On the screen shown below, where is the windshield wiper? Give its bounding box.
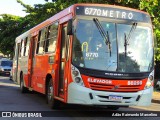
[93,18,111,57]
[124,22,137,57]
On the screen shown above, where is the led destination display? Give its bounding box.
[76,6,151,23]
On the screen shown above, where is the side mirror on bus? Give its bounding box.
[67,19,73,35]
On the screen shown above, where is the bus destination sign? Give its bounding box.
[76,6,151,23]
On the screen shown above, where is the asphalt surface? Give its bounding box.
[0,76,160,120]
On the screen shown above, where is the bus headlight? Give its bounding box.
[144,70,154,89]
[72,70,79,77]
[75,77,81,83]
[71,65,84,86]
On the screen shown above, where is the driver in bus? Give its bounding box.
[76,22,93,52]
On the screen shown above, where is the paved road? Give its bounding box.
[0,77,159,120]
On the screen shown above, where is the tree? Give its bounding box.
[0,14,23,58]
[0,0,62,58]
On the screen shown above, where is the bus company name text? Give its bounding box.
[88,78,112,84]
[2,112,42,118]
[84,7,133,19]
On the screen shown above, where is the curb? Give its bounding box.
[152,99,160,104]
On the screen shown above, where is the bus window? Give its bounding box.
[19,40,23,57]
[45,26,51,52]
[45,22,58,53]
[36,31,41,54]
[18,43,21,58]
[37,28,47,54]
[23,37,27,56]
[25,37,30,56]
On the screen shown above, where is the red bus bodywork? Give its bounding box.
[12,4,154,108]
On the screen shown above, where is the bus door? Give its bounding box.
[58,23,69,97]
[28,36,37,88]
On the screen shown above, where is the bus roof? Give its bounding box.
[15,3,150,43]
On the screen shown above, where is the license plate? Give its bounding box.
[109,95,123,101]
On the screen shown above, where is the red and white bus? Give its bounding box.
[12,4,154,109]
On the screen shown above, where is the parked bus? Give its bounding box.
[12,4,154,109]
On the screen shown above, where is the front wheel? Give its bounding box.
[46,78,60,109]
[107,106,120,110]
[156,85,160,90]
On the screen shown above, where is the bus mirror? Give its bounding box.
[67,19,73,35]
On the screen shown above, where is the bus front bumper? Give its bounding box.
[67,82,153,106]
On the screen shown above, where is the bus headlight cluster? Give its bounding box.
[71,64,84,86]
[144,70,154,89]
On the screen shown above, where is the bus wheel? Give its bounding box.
[47,78,60,109]
[20,75,28,93]
[107,106,120,110]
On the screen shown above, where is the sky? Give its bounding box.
[0,0,48,17]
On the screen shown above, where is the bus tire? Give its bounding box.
[20,74,28,93]
[107,106,120,110]
[46,78,60,109]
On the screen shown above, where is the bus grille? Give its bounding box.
[89,83,141,92]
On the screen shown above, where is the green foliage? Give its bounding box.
[0,14,24,58]
[139,0,160,61]
[0,1,60,58]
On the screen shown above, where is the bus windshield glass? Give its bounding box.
[72,19,153,73]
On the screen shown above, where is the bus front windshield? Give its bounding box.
[72,19,154,73]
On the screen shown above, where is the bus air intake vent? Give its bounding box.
[89,83,141,92]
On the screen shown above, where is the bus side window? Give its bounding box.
[23,37,27,56]
[36,28,47,54]
[25,37,30,56]
[45,22,58,53]
[19,40,23,57]
[45,26,51,52]
[36,31,41,54]
[21,39,25,57]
